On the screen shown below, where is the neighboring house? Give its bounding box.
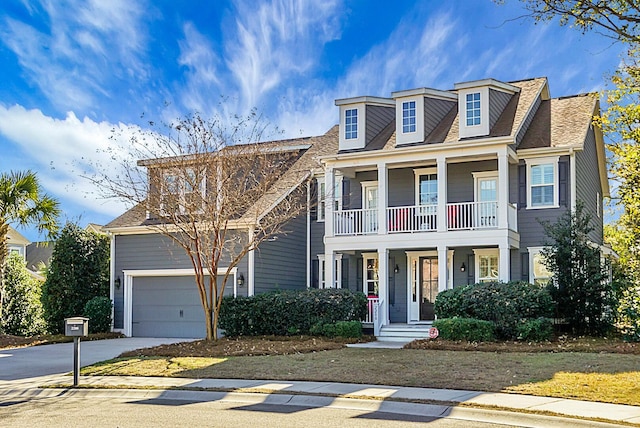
[106,76,609,340]
[7,226,29,260]
[26,242,53,273]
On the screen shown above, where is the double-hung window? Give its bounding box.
[528,247,552,286]
[316,175,342,222]
[527,157,558,208]
[345,109,358,140]
[466,92,481,126]
[474,249,499,283]
[402,101,416,133]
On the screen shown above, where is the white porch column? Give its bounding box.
[248,227,255,296]
[324,250,335,289]
[437,244,448,292]
[499,242,510,282]
[437,157,447,232]
[498,152,509,229]
[325,166,335,238]
[377,247,389,325]
[377,162,388,235]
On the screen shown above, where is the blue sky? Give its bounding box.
[0,0,625,241]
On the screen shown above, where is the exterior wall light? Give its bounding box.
[237,274,245,287]
[460,262,466,272]
[114,276,121,290]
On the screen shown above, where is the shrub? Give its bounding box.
[83,296,113,333]
[334,320,362,338]
[617,285,640,342]
[41,223,110,333]
[219,288,367,337]
[516,317,554,342]
[433,318,495,342]
[434,281,554,340]
[1,253,46,336]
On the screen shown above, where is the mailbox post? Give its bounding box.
[64,317,89,386]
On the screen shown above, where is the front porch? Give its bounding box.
[322,244,515,340]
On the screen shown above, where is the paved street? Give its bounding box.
[0,337,190,380]
[0,387,624,428]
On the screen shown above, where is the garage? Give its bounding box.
[126,269,236,338]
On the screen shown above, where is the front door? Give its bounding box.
[419,256,439,321]
[362,182,378,233]
[476,174,497,227]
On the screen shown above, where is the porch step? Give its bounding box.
[376,323,434,342]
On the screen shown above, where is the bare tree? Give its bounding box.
[498,0,640,44]
[92,112,315,340]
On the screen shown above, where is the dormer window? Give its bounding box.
[466,92,481,126]
[402,101,416,133]
[345,109,358,140]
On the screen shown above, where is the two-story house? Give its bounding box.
[105,76,609,339]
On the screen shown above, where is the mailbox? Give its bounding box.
[65,317,89,337]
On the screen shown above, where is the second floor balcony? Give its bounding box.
[333,201,518,236]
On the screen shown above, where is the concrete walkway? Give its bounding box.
[2,374,638,426]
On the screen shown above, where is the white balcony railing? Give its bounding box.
[333,201,517,236]
[365,296,380,323]
[387,205,437,233]
[334,208,378,235]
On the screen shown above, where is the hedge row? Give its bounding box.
[434,281,554,340]
[219,288,367,336]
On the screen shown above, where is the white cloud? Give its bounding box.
[0,104,137,217]
[0,0,149,111]
[225,0,343,111]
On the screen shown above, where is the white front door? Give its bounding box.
[362,181,378,233]
[475,173,498,227]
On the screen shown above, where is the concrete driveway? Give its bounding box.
[0,338,191,381]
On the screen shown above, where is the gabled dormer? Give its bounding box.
[454,79,520,139]
[335,96,394,151]
[391,88,457,145]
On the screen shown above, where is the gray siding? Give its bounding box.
[310,220,325,260]
[388,250,407,323]
[424,98,456,141]
[575,127,604,244]
[350,170,378,209]
[447,160,497,203]
[254,215,307,293]
[366,105,395,144]
[515,95,542,146]
[489,89,513,130]
[113,232,249,329]
[388,168,416,207]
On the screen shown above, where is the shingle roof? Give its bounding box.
[105,126,340,229]
[519,94,597,149]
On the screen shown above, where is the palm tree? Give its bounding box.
[0,171,60,319]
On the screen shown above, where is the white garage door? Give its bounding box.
[131,275,233,338]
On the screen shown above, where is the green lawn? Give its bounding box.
[83,347,640,406]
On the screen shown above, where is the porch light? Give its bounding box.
[114,276,121,290]
[394,264,400,274]
[460,262,466,272]
[237,274,245,287]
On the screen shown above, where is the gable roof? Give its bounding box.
[518,93,597,149]
[7,226,30,246]
[105,126,339,230]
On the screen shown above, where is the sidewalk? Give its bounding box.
[3,374,639,426]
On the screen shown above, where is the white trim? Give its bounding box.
[458,87,489,138]
[361,181,379,209]
[396,97,425,145]
[405,250,454,323]
[122,267,237,337]
[339,104,366,150]
[473,248,499,283]
[525,156,560,209]
[109,234,115,332]
[392,87,457,100]
[413,167,437,205]
[527,246,551,285]
[472,170,498,203]
[570,149,577,211]
[335,96,394,106]
[306,181,311,288]
[454,78,520,94]
[248,228,255,296]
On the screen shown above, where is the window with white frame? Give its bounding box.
[526,157,558,208]
[317,254,341,288]
[474,249,499,283]
[160,168,206,215]
[414,168,438,206]
[316,175,342,222]
[345,108,358,140]
[528,247,552,286]
[466,92,481,126]
[402,101,416,133]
